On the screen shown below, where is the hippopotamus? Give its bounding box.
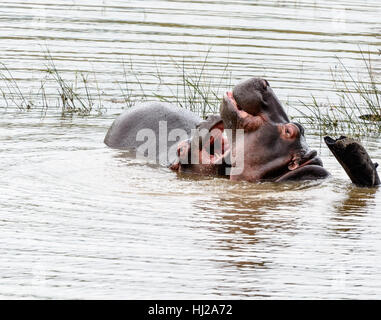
[169,78,329,182]
[104,78,330,183]
[219,78,330,182]
[104,102,227,172]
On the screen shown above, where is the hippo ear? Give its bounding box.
[196,114,223,131]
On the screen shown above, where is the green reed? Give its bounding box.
[1,49,379,137]
[120,49,231,119]
[291,51,381,137]
[0,62,34,111]
[43,51,106,116]
[0,52,106,117]
[0,50,228,118]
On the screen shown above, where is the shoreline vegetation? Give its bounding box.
[0,50,380,137]
[0,49,231,119]
[290,51,381,137]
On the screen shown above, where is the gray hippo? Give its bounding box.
[104,102,224,171]
[220,87,329,182]
[104,78,330,182]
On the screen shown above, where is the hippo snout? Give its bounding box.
[299,150,323,168]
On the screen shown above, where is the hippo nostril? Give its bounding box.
[309,150,317,159]
[298,149,323,167]
[226,91,234,100]
[302,150,317,162]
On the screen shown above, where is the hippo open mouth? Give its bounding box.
[201,120,229,164]
[170,117,231,175]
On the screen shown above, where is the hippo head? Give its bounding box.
[220,78,329,182]
[231,77,289,123]
[169,115,230,176]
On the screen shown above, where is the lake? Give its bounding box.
[1,0,380,299]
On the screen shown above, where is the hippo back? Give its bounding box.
[104,102,201,165]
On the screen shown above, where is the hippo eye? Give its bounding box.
[292,122,305,136]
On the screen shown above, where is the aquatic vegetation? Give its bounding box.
[120,49,231,119]
[291,52,381,137]
[0,52,106,117]
[44,54,105,116]
[0,49,380,138]
[0,62,35,111]
[0,50,229,119]
[150,50,231,119]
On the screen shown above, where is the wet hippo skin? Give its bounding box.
[104,78,330,183]
[104,102,227,172]
[220,78,330,182]
[104,102,201,165]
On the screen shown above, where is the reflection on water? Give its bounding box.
[330,186,378,239]
[1,0,381,299]
[335,186,378,215]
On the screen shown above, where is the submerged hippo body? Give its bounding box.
[104,102,224,168]
[104,102,201,165]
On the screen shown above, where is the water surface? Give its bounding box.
[1,0,381,299]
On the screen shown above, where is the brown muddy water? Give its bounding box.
[1,0,381,299]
